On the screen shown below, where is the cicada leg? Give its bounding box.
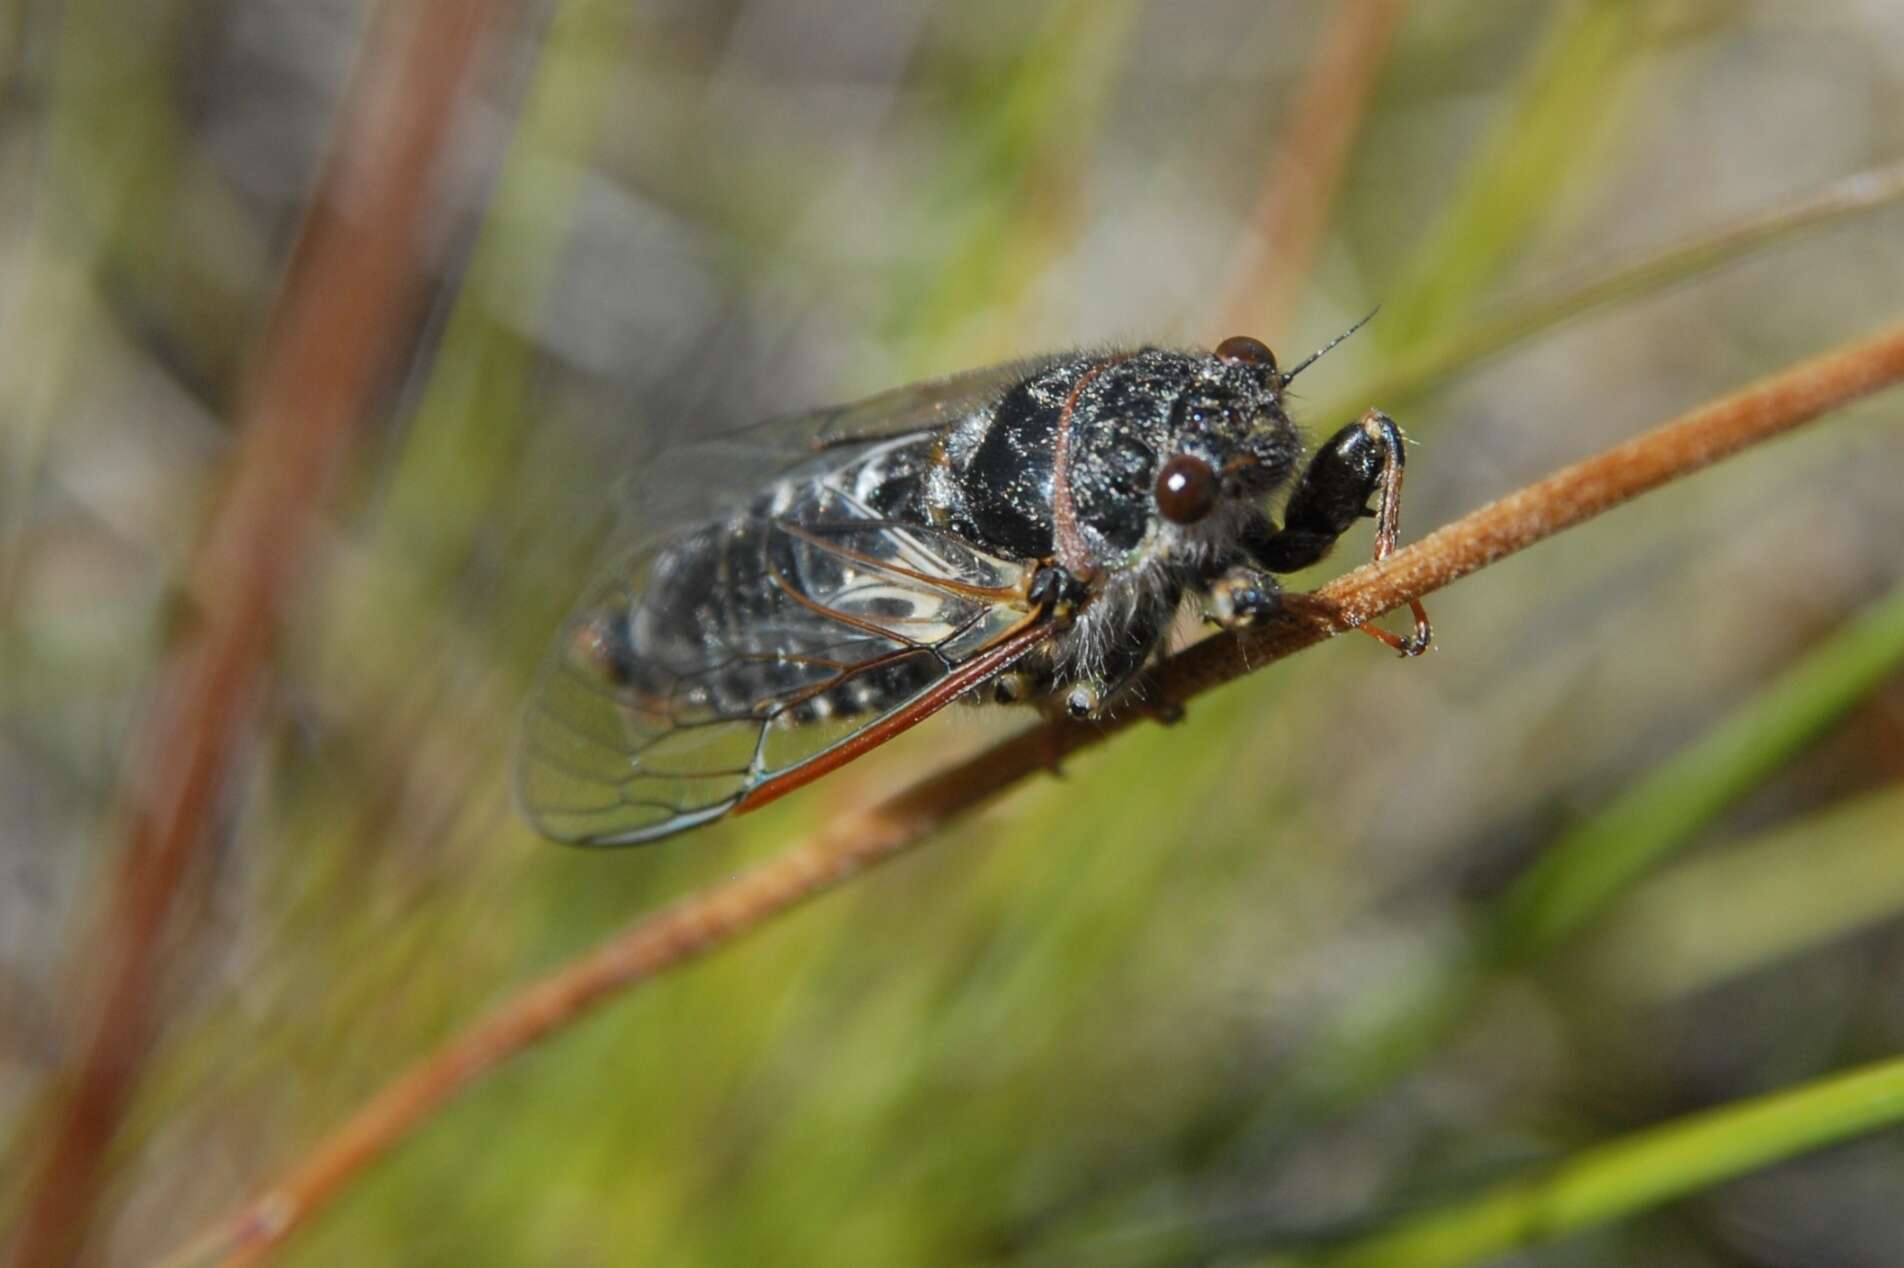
[1248,408,1431,657]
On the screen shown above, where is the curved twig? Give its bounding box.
[5,6,499,1267]
[159,317,1904,1268]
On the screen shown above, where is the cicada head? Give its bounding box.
[1060,336,1303,571]
[1156,334,1306,513]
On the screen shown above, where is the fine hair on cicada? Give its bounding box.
[518,322,1430,846]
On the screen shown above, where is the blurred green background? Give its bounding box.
[5,1,1904,1265]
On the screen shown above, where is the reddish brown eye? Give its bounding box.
[1215,334,1277,370]
[1155,453,1219,524]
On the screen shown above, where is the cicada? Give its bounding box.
[518,330,1431,845]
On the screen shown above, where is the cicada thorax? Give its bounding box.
[930,348,1294,706]
[938,349,1297,568]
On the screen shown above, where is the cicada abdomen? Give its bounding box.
[519,434,1042,845]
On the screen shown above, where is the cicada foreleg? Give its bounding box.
[1246,408,1431,657]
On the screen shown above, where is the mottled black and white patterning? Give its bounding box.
[519,332,1430,845]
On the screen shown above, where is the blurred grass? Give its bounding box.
[1062,549,1904,1264]
[373,0,625,593]
[1576,781,1904,1003]
[1378,0,1655,352]
[1178,584,1904,1263]
[6,2,1904,1266]
[1329,155,1904,423]
[893,0,1144,364]
[1295,1050,1904,1268]
[39,0,265,398]
[1494,578,1904,961]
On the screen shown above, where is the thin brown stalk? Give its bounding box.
[1341,154,1904,417]
[4,6,497,1267]
[158,318,1904,1268]
[1219,0,1411,342]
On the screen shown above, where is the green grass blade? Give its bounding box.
[1379,0,1652,349]
[1256,580,1904,1118]
[376,0,624,581]
[894,0,1142,361]
[1332,156,1904,420]
[1300,1052,1904,1268]
[1491,578,1904,961]
[1576,781,1904,1002]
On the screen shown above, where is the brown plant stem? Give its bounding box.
[1220,0,1411,342]
[157,317,1904,1268]
[1339,154,1904,418]
[4,5,497,1267]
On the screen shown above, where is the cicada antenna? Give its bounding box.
[1282,306,1380,383]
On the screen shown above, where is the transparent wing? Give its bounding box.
[518,462,1050,846]
[620,353,1069,549]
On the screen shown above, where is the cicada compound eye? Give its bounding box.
[1155,453,1219,525]
[1214,335,1277,371]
